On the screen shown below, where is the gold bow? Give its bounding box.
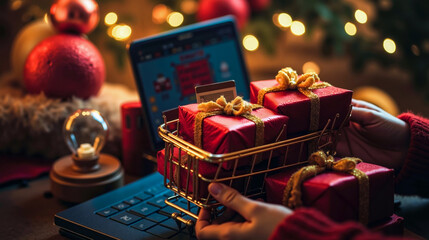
[194,96,264,149]
[257,67,331,131]
[282,150,369,225]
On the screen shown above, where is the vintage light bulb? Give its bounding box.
[63,109,109,171]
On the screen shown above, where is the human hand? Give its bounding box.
[336,99,410,170]
[196,183,292,240]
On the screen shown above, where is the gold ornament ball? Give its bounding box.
[50,0,99,34]
[10,19,56,80]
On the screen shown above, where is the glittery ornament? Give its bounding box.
[50,0,99,34]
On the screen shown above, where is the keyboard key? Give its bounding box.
[131,218,157,231]
[146,212,168,223]
[159,206,178,216]
[160,218,184,231]
[144,184,167,196]
[112,202,130,211]
[124,197,141,206]
[96,207,118,217]
[163,191,176,198]
[110,212,141,225]
[148,196,167,208]
[135,192,152,201]
[146,224,177,239]
[129,202,158,217]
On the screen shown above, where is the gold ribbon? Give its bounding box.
[282,151,369,225]
[195,96,264,149]
[257,67,331,131]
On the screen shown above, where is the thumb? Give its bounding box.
[350,106,380,126]
[208,183,255,220]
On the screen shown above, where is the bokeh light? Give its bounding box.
[167,12,184,27]
[355,9,368,24]
[278,13,292,28]
[344,22,357,36]
[104,12,118,26]
[302,61,320,74]
[291,21,305,36]
[44,13,49,23]
[383,38,396,54]
[152,4,170,24]
[181,0,197,14]
[111,24,132,41]
[243,35,259,51]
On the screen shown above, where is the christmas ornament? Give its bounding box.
[10,19,56,80]
[24,34,105,99]
[247,0,271,12]
[197,0,249,30]
[50,0,99,34]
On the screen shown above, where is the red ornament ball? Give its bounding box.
[247,0,271,12]
[197,0,250,30]
[24,34,105,99]
[50,0,99,34]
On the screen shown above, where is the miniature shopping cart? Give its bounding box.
[157,107,351,232]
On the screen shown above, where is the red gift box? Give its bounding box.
[157,148,264,198]
[250,80,352,134]
[370,214,404,236]
[178,104,289,170]
[265,162,394,224]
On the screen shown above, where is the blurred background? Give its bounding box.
[1,0,428,117]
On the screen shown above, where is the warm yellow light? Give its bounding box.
[344,22,357,36]
[44,13,49,23]
[355,9,367,24]
[167,12,184,27]
[243,35,259,51]
[10,0,23,10]
[290,21,305,36]
[104,12,118,26]
[152,4,170,24]
[278,13,292,28]
[111,24,132,41]
[383,38,396,54]
[181,0,197,14]
[302,61,320,75]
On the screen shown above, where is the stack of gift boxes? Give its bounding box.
[157,67,403,235]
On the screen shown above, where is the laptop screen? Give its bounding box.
[129,16,250,150]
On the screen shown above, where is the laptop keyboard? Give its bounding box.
[95,183,198,239]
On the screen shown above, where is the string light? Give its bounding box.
[290,21,305,36]
[344,22,357,36]
[302,61,320,74]
[104,12,118,26]
[278,13,292,28]
[243,35,259,51]
[383,38,396,54]
[167,12,184,27]
[354,9,367,24]
[111,24,132,41]
[152,4,170,24]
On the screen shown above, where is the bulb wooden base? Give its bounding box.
[50,153,123,203]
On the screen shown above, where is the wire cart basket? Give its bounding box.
[157,107,351,233]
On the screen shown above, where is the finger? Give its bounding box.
[213,208,238,224]
[208,183,256,220]
[351,99,385,113]
[196,207,212,235]
[350,106,381,125]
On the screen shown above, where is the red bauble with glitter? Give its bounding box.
[24,34,105,99]
[197,0,250,30]
[247,0,271,12]
[50,0,99,34]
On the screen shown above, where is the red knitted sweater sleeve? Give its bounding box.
[395,112,429,197]
[269,208,408,240]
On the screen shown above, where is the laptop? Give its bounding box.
[54,16,251,240]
